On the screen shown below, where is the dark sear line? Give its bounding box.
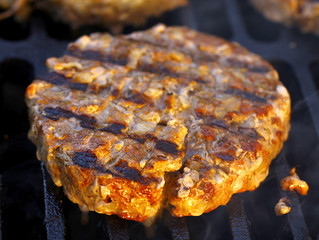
[155,140,179,155]
[43,107,97,130]
[101,122,127,134]
[224,88,268,103]
[114,160,157,184]
[128,133,158,144]
[43,107,127,133]
[139,63,180,78]
[205,119,262,140]
[193,77,208,84]
[43,107,178,155]
[73,150,98,169]
[125,37,221,63]
[67,48,128,66]
[43,107,74,121]
[206,119,229,130]
[215,152,235,161]
[226,58,271,73]
[72,150,156,184]
[68,46,183,80]
[40,72,89,91]
[126,36,270,75]
[123,91,147,104]
[237,127,262,140]
[248,65,272,73]
[69,82,88,91]
[41,72,69,86]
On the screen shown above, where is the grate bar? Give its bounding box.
[227,195,251,240]
[0,174,2,240]
[292,65,319,138]
[275,152,311,240]
[41,162,66,240]
[103,215,129,240]
[167,215,190,240]
[224,0,250,42]
[0,16,67,77]
[182,1,198,30]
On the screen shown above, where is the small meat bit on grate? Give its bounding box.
[281,167,309,195]
[275,197,291,216]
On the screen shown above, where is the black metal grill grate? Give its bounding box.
[1,0,319,239]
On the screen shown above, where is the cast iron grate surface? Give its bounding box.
[1,0,319,239]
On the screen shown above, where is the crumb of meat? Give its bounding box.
[275,197,291,216]
[177,167,200,198]
[281,167,309,195]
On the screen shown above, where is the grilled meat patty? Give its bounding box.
[0,0,187,31]
[26,24,291,221]
[251,0,319,35]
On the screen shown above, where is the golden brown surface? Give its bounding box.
[251,0,319,35]
[26,24,291,221]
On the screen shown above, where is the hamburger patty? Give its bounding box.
[26,24,291,221]
[0,0,187,31]
[251,0,319,35]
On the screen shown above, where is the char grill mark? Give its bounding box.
[215,152,235,161]
[194,77,207,84]
[69,82,88,91]
[67,48,128,66]
[128,133,158,144]
[139,63,180,78]
[213,138,237,162]
[224,88,268,103]
[226,59,271,73]
[73,150,98,169]
[123,91,147,104]
[44,106,181,156]
[41,72,89,91]
[44,107,74,120]
[43,107,97,130]
[129,135,146,144]
[101,122,127,134]
[114,161,154,185]
[155,140,179,155]
[69,46,182,79]
[205,119,262,140]
[41,72,69,86]
[43,107,129,133]
[67,35,270,85]
[72,151,154,184]
[125,36,221,64]
[206,119,229,130]
[111,88,120,97]
[126,33,270,73]
[237,127,261,140]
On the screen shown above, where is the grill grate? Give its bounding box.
[1,0,319,239]
[42,163,66,240]
[0,175,2,240]
[226,196,251,240]
[275,153,311,240]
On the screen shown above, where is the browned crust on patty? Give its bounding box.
[26,24,291,221]
[251,0,319,35]
[0,0,187,31]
